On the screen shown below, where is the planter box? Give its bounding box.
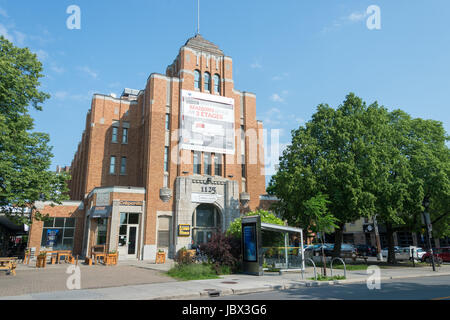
[156,252,166,264]
[36,256,47,268]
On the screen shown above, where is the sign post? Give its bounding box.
[241,215,263,276]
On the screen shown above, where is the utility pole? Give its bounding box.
[422,199,436,272]
[373,214,383,261]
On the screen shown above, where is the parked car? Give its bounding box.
[408,246,426,260]
[381,246,401,258]
[322,243,357,258]
[421,247,450,263]
[356,244,377,257]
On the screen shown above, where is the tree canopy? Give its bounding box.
[268,93,450,262]
[0,36,70,225]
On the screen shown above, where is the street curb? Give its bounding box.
[147,271,450,300]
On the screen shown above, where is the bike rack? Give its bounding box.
[330,257,346,278]
[301,258,317,281]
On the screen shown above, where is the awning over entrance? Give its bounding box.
[89,206,112,219]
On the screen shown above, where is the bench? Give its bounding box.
[0,257,18,276]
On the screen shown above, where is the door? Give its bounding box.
[118,213,140,259]
[118,225,139,258]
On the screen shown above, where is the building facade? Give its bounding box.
[28,35,269,261]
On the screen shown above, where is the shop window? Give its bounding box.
[41,218,76,250]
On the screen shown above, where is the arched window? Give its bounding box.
[192,204,221,245]
[194,70,201,90]
[214,74,220,94]
[204,72,211,92]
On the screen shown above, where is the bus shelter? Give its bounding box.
[241,215,304,276]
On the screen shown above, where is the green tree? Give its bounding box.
[268,93,378,257]
[303,194,338,275]
[227,209,285,240]
[0,36,70,225]
[371,110,450,263]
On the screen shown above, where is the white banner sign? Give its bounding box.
[191,193,222,204]
[180,90,235,155]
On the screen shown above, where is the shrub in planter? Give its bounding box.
[199,232,241,273]
[175,247,194,265]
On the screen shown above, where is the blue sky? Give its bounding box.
[1,0,449,185]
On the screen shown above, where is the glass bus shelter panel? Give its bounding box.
[261,230,304,269]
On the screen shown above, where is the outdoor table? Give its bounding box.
[92,252,106,265]
[0,257,18,275]
[56,250,72,264]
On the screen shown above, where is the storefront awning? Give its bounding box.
[89,206,112,218]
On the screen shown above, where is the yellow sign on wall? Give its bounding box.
[178,224,191,237]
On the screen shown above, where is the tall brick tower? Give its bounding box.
[29,35,267,261]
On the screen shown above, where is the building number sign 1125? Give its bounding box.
[201,186,217,194]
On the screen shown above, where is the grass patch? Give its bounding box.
[167,263,232,281]
[309,274,346,281]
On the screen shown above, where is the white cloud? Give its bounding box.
[53,91,68,100]
[348,11,367,22]
[270,93,284,103]
[78,66,98,79]
[35,49,48,61]
[250,61,262,69]
[272,72,289,81]
[13,31,25,46]
[52,91,91,102]
[50,64,65,74]
[0,24,13,42]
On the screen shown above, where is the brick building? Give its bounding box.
[28,34,269,261]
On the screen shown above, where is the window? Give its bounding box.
[120,157,127,175]
[214,74,220,94]
[165,113,170,131]
[192,204,221,246]
[122,128,128,144]
[164,147,169,172]
[112,127,118,143]
[193,151,201,174]
[157,216,171,248]
[110,156,116,174]
[194,70,201,90]
[41,218,76,250]
[204,72,211,92]
[241,155,246,177]
[214,154,222,176]
[204,153,211,175]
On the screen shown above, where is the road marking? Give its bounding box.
[431,296,450,300]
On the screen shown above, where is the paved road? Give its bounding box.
[206,275,450,300]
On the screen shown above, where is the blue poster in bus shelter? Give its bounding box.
[243,225,257,262]
[46,229,59,247]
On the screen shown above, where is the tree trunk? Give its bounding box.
[386,222,396,264]
[321,233,327,276]
[332,222,345,258]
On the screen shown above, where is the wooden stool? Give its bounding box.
[51,256,57,264]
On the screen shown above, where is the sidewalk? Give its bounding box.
[2,265,449,300]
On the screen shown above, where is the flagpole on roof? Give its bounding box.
[197,0,200,35]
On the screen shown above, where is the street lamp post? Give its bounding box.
[422,199,436,272]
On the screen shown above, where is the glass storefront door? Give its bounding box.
[118,213,140,259]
